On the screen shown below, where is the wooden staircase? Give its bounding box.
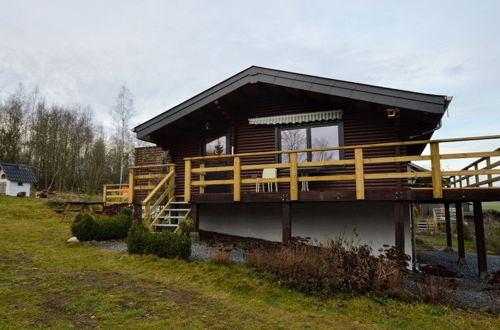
[142,165,191,231]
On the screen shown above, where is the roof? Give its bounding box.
[0,163,38,183]
[134,66,452,139]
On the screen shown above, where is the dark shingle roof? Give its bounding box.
[0,163,38,183]
[134,66,452,140]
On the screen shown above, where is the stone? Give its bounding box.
[67,236,79,242]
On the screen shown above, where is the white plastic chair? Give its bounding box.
[262,168,278,192]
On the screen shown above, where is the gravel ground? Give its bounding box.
[417,250,500,280]
[85,239,247,262]
[191,241,246,263]
[416,250,500,310]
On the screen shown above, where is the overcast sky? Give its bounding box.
[1,0,499,161]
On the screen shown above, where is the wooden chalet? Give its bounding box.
[107,66,500,277]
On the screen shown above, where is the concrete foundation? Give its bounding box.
[199,201,412,257]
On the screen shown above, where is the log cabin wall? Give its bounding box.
[133,146,168,201]
[162,90,409,197]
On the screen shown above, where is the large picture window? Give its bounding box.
[278,123,342,163]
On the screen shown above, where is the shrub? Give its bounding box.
[71,211,133,241]
[120,207,133,217]
[126,226,191,260]
[95,214,133,240]
[71,213,97,241]
[209,243,232,264]
[177,217,194,235]
[126,225,149,254]
[209,250,231,264]
[415,275,454,305]
[246,238,409,296]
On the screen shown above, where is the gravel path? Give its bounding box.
[191,241,246,263]
[417,250,500,280]
[417,250,500,310]
[86,239,246,262]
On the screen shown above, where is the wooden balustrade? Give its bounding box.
[142,164,176,230]
[449,147,500,188]
[183,135,500,202]
[103,163,172,205]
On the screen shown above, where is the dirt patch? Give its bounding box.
[420,264,457,278]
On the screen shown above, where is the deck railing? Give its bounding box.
[449,148,500,188]
[103,184,129,204]
[183,135,500,202]
[142,164,176,229]
[102,163,171,204]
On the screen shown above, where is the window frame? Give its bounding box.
[275,120,344,163]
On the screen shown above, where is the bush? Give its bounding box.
[71,213,97,241]
[71,209,133,241]
[177,217,194,235]
[415,275,454,305]
[126,226,191,260]
[246,238,409,296]
[126,225,149,254]
[95,214,133,240]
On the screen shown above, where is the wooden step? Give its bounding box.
[152,223,178,228]
[163,208,190,212]
[158,215,185,219]
[169,201,190,205]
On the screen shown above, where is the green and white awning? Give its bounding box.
[248,110,343,125]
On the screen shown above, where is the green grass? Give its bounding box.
[0,196,498,329]
[416,235,478,254]
[483,202,500,212]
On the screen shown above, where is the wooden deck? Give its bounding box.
[184,134,500,203]
[190,187,500,203]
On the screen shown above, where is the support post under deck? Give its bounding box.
[473,201,488,279]
[282,203,291,243]
[444,202,453,251]
[394,202,405,254]
[455,202,466,264]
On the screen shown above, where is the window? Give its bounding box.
[278,123,342,162]
[205,135,227,156]
[17,182,23,186]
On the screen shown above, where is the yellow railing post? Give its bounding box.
[233,156,241,201]
[290,152,298,201]
[128,168,134,203]
[103,185,107,204]
[486,158,493,187]
[199,162,205,194]
[430,142,443,198]
[354,148,365,200]
[168,164,176,200]
[184,160,191,202]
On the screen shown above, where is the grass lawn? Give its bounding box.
[483,202,500,212]
[416,235,478,254]
[0,196,498,329]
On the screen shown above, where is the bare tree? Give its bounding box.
[110,84,135,184]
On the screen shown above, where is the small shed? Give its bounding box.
[0,163,38,197]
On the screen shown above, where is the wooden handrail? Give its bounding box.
[183,135,500,202]
[143,171,174,205]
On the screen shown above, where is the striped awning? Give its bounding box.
[248,110,343,125]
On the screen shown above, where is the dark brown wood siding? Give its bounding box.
[161,90,409,196]
[133,146,169,201]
